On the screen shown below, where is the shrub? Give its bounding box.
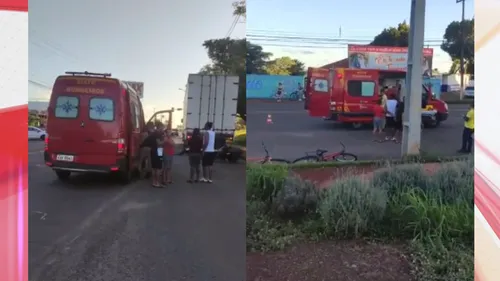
[246,200,303,252]
[427,161,473,207]
[318,177,388,238]
[388,189,473,242]
[385,161,474,243]
[271,176,320,218]
[246,164,288,204]
[372,164,429,198]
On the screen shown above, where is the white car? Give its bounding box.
[464,86,474,98]
[28,126,46,140]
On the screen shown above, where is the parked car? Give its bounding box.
[28,126,46,140]
[464,86,474,98]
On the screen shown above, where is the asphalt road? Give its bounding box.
[28,141,245,281]
[247,101,471,161]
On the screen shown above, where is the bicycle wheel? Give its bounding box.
[289,92,298,101]
[262,158,290,164]
[292,155,320,164]
[333,153,358,162]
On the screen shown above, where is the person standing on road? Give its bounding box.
[187,128,203,183]
[384,95,398,141]
[297,82,304,99]
[200,122,216,183]
[372,101,386,142]
[143,123,164,187]
[395,80,402,98]
[139,121,155,178]
[162,128,175,186]
[379,87,388,108]
[392,97,405,144]
[276,82,284,102]
[459,103,474,153]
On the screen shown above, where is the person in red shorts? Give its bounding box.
[372,101,386,142]
[162,128,175,186]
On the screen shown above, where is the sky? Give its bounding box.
[247,0,474,71]
[28,0,245,126]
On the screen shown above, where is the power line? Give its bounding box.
[247,34,443,43]
[252,42,442,49]
[247,28,447,39]
[29,79,51,89]
[225,15,240,37]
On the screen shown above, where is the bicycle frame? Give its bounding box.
[317,142,346,161]
[320,151,343,161]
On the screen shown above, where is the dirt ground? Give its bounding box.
[293,163,441,189]
[247,163,444,281]
[247,240,414,281]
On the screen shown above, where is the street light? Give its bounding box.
[456,0,466,100]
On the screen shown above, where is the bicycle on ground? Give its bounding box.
[292,142,358,163]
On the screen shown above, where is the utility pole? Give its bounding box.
[401,0,426,156]
[457,0,466,100]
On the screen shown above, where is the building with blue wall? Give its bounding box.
[246,74,441,99]
[246,74,304,99]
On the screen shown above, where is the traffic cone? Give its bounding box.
[266,114,273,124]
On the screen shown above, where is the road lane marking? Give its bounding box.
[33,211,47,220]
[29,185,135,280]
[29,150,43,155]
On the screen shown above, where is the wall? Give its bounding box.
[246,74,304,99]
[440,74,472,91]
[423,77,442,98]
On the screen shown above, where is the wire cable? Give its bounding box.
[225,15,240,37]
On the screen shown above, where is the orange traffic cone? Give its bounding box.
[266,114,273,124]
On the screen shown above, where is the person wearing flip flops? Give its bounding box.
[162,128,175,186]
[200,122,216,183]
[144,124,164,188]
[384,94,398,142]
[187,128,203,183]
[391,97,405,144]
[372,100,386,142]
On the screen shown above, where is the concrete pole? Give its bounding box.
[401,0,426,156]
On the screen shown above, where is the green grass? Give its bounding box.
[246,158,473,281]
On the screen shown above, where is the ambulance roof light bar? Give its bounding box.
[65,71,112,78]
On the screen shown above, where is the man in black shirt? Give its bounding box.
[139,122,155,178]
[393,98,404,143]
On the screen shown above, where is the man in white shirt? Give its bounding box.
[201,122,217,183]
[384,96,398,141]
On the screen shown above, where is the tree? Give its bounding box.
[246,41,271,74]
[198,64,223,75]
[370,21,410,47]
[201,38,246,119]
[264,56,306,75]
[232,0,246,18]
[441,19,474,74]
[202,38,246,74]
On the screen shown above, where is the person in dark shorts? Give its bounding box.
[384,95,398,141]
[275,82,284,102]
[139,121,155,178]
[458,103,474,153]
[393,98,405,144]
[187,128,203,183]
[143,124,164,187]
[201,122,217,183]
